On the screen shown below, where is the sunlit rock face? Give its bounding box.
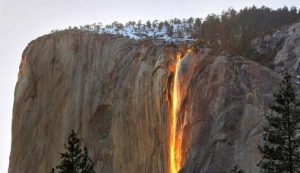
[10,30,282,173]
[9,30,175,173]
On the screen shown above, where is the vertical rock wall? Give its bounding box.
[9,31,174,173]
[9,30,283,173]
[180,53,280,173]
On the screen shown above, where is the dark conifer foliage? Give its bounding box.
[52,6,300,57]
[230,165,245,173]
[258,73,300,173]
[50,130,95,173]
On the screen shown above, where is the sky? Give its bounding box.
[1,0,300,172]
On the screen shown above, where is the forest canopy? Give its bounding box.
[52,6,300,57]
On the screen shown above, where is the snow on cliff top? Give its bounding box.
[51,22,196,43]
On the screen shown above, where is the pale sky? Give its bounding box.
[1,0,300,172]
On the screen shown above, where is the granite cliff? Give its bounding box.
[10,22,299,173]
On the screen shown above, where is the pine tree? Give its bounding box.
[258,73,300,173]
[50,130,95,173]
[230,165,245,173]
[146,20,152,29]
[167,25,174,37]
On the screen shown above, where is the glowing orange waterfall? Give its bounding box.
[169,49,193,173]
[169,52,184,173]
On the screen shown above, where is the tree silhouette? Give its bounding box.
[50,130,95,173]
[230,165,245,173]
[258,73,300,173]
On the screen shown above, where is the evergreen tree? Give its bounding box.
[230,165,245,173]
[50,130,95,173]
[137,20,142,30]
[146,20,152,29]
[258,73,300,173]
[158,22,164,31]
[194,17,202,31]
[167,25,174,37]
[187,17,194,29]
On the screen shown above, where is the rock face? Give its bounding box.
[179,53,280,173]
[251,26,289,55]
[10,31,173,173]
[10,30,282,173]
[272,22,300,81]
[251,22,300,84]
